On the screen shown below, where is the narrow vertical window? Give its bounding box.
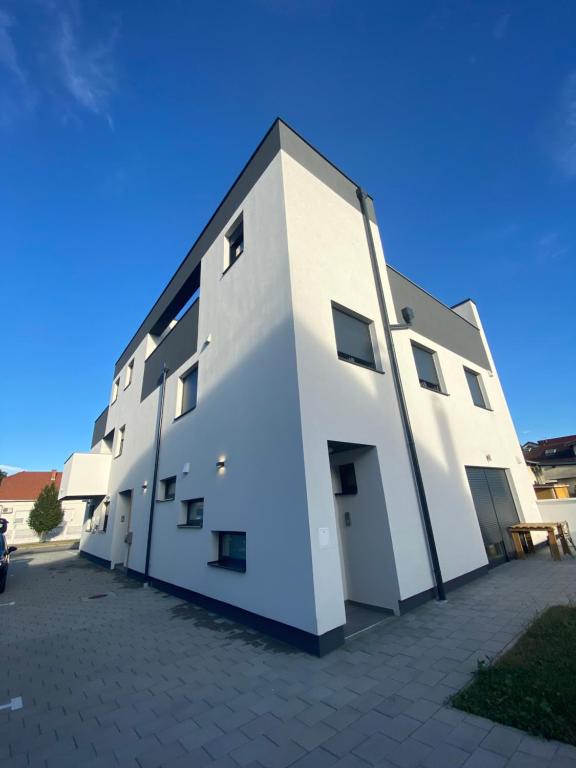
[225,216,244,272]
[412,344,443,393]
[338,463,358,495]
[160,476,176,500]
[124,360,134,389]
[181,498,204,528]
[465,368,488,408]
[332,305,377,370]
[111,377,120,403]
[115,426,126,457]
[179,366,198,417]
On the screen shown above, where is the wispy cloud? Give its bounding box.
[534,232,568,265]
[0,9,26,83]
[55,10,119,125]
[0,2,119,128]
[493,12,511,41]
[554,72,576,177]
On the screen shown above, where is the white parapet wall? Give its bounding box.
[537,498,576,534]
[59,452,112,500]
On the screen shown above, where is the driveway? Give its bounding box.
[2,548,576,768]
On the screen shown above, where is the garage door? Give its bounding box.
[466,467,520,566]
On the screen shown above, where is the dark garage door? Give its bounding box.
[466,467,520,566]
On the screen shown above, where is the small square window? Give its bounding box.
[209,532,246,572]
[464,368,488,408]
[161,476,176,501]
[111,377,120,403]
[338,463,358,495]
[124,360,134,389]
[182,498,204,528]
[332,305,377,370]
[225,217,244,272]
[412,344,442,393]
[115,425,125,458]
[179,366,198,416]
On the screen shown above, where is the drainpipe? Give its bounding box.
[144,364,168,584]
[356,188,446,602]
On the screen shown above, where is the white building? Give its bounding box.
[0,470,84,546]
[60,120,540,654]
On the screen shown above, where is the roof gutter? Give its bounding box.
[356,188,446,602]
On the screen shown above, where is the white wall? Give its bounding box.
[393,301,541,585]
[59,452,112,499]
[282,150,433,633]
[538,499,576,534]
[2,499,85,546]
[330,447,400,611]
[80,154,320,635]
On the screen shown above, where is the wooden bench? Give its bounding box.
[508,522,571,561]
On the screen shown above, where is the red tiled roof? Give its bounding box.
[0,471,62,501]
[522,435,576,464]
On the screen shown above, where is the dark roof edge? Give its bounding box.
[386,265,481,331]
[113,118,375,373]
[451,298,477,309]
[113,118,282,371]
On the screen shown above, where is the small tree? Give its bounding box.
[28,482,63,541]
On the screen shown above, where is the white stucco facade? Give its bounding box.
[60,120,539,653]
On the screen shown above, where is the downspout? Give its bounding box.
[356,188,446,602]
[144,364,168,584]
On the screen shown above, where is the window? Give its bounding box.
[84,501,96,532]
[332,305,376,370]
[209,532,246,572]
[338,463,358,495]
[124,360,134,389]
[181,498,204,528]
[161,476,176,501]
[225,216,244,272]
[412,344,442,393]
[179,366,198,416]
[465,368,488,408]
[111,377,120,403]
[544,448,557,456]
[115,426,125,457]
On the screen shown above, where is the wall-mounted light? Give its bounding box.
[216,458,226,471]
[390,306,416,331]
[182,463,190,475]
[142,480,148,492]
[401,306,415,325]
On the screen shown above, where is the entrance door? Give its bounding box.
[466,467,520,566]
[117,491,133,568]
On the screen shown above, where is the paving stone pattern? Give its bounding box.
[1,548,576,767]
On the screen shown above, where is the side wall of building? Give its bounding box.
[81,154,320,636]
[282,150,433,635]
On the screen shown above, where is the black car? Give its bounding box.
[0,520,16,593]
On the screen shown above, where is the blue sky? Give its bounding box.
[1,0,575,472]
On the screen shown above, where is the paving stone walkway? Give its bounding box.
[2,548,576,767]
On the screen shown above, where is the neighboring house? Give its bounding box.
[523,435,576,497]
[60,119,540,654]
[0,470,84,546]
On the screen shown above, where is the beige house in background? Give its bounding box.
[0,470,85,546]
